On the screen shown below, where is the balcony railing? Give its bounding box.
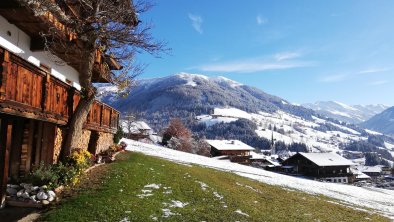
[0,46,119,133]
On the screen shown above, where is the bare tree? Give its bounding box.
[162,118,192,146]
[17,0,166,156]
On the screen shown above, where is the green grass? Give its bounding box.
[40,152,389,222]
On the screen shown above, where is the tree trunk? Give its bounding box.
[62,95,95,156]
[62,48,96,158]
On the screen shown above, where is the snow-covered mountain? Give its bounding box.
[98,72,314,126]
[302,101,388,124]
[362,106,394,136]
[97,73,394,160]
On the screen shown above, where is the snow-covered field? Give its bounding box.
[122,139,394,219]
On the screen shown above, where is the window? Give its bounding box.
[333,179,337,183]
[338,179,341,183]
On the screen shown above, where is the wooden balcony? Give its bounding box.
[0,46,119,133]
[0,0,121,83]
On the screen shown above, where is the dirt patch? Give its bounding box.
[0,206,40,222]
[61,163,111,199]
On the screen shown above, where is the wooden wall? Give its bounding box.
[0,47,119,133]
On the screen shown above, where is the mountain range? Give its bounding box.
[362,107,394,136]
[302,101,388,124]
[98,73,315,128]
[97,73,394,163]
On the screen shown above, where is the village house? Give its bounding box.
[249,152,281,169]
[361,166,382,179]
[122,120,152,140]
[282,152,354,183]
[0,0,120,208]
[206,140,255,164]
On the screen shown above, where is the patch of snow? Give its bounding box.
[165,200,189,208]
[150,215,158,221]
[365,129,382,135]
[123,139,394,219]
[213,76,243,88]
[198,115,239,127]
[144,184,161,189]
[136,193,153,199]
[119,217,130,222]
[328,110,352,118]
[162,208,180,218]
[213,107,252,119]
[163,190,173,195]
[235,209,249,217]
[333,101,358,111]
[213,191,224,200]
[384,142,394,149]
[195,181,209,191]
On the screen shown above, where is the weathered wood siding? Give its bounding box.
[0,47,119,133]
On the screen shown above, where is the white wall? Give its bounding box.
[0,15,81,90]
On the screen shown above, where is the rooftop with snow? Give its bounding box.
[206,140,255,151]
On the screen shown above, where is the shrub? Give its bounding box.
[25,162,80,189]
[67,148,94,171]
[25,163,60,188]
[114,127,124,144]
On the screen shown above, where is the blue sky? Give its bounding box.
[137,0,393,106]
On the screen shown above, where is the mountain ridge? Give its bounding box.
[97,73,394,161]
[362,106,394,135]
[302,101,388,124]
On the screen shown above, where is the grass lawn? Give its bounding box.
[40,152,389,222]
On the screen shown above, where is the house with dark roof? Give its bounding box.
[282,152,354,183]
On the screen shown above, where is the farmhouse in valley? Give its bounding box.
[207,139,255,164]
[282,152,354,183]
[122,120,153,140]
[0,0,121,207]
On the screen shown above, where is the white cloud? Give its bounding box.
[256,15,267,25]
[319,74,347,83]
[188,14,203,34]
[358,68,390,74]
[196,58,314,73]
[274,52,301,61]
[369,80,388,86]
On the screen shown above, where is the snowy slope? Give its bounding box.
[362,106,394,135]
[197,107,367,153]
[122,139,394,219]
[302,101,388,124]
[97,72,314,130]
[97,73,392,153]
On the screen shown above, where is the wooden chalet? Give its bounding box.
[0,0,123,208]
[250,152,281,169]
[207,140,255,164]
[360,166,382,179]
[282,152,354,183]
[122,121,152,140]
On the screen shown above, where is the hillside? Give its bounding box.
[302,101,388,124]
[122,139,394,219]
[41,144,392,221]
[98,73,314,128]
[362,106,394,135]
[97,73,394,158]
